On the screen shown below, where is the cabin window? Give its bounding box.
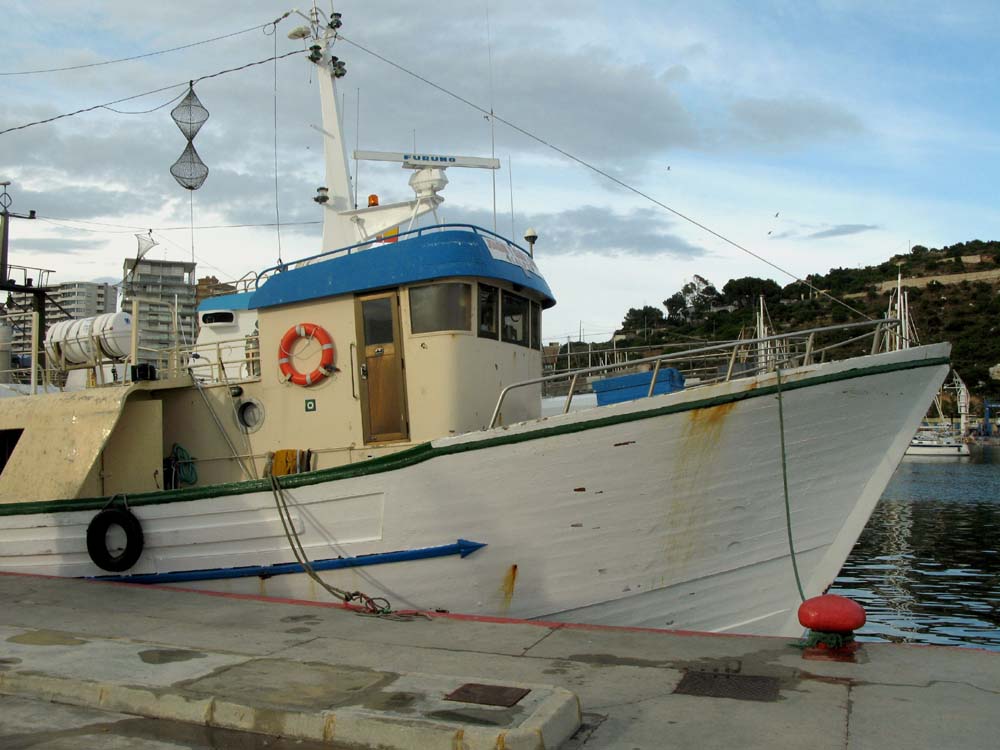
[501,291,529,346]
[0,428,23,477]
[202,311,235,325]
[362,297,395,344]
[409,283,472,334]
[478,284,499,339]
[530,301,541,350]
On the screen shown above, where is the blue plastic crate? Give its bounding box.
[591,368,685,406]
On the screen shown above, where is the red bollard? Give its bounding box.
[797,594,866,661]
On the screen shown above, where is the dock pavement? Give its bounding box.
[0,572,997,749]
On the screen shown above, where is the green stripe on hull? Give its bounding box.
[0,355,949,517]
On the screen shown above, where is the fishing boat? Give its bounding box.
[0,10,951,637]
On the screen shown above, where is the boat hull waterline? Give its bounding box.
[0,345,949,637]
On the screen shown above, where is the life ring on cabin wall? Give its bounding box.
[86,508,144,572]
[278,323,336,386]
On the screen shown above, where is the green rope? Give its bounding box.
[171,443,198,486]
[776,368,806,602]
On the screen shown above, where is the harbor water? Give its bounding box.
[830,445,1000,650]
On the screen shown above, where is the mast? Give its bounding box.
[289,8,500,257]
[298,8,355,250]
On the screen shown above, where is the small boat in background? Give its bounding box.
[907,426,971,457]
[881,270,971,458]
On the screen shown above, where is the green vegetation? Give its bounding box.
[609,240,1000,399]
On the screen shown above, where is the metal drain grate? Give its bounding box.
[673,671,780,702]
[444,683,531,707]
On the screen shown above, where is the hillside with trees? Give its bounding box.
[600,240,1000,401]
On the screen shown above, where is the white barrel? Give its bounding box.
[94,311,131,359]
[44,312,132,367]
[44,319,73,362]
[61,317,97,364]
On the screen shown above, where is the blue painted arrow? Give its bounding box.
[91,538,488,585]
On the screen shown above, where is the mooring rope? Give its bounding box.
[268,473,426,621]
[776,368,806,602]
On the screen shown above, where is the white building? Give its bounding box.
[121,258,197,364]
[5,281,114,360]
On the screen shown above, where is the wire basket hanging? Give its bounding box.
[170,85,209,141]
[169,83,209,190]
[170,141,209,191]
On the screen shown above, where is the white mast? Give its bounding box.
[290,10,501,256]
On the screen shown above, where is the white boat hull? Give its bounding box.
[0,344,949,636]
[905,438,970,457]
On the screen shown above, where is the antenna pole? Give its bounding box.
[0,183,36,292]
[354,87,360,210]
[485,1,497,232]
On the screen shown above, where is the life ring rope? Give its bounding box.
[278,323,335,387]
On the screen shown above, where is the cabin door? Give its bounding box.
[356,291,409,443]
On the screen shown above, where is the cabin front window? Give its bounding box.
[501,291,529,346]
[409,283,472,333]
[478,284,499,339]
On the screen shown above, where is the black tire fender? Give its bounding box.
[86,508,144,572]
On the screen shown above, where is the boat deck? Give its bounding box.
[0,573,997,749]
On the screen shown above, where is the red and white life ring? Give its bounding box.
[278,323,335,386]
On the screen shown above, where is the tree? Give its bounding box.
[663,292,687,321]
[721,277,782,308]
[621,305,665,337]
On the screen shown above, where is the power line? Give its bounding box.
[101,90,188,115]
[0,49,305,137]
[0,22,269,76]
[41,216,320,232]
[336,33,870,320]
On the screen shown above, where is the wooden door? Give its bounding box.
[356,291,409,443]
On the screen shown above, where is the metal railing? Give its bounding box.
[490,318,901,428]
[255,223,534,287]
[183,333,261,383]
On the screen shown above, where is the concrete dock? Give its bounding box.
[0,573,997,749]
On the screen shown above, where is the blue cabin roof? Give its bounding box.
[198,293,254,312]
[248,225,556,311]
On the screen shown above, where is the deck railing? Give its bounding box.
[489,318,901,427]
[255,223,533,287]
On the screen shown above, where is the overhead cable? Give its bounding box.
[0,50,304,137]
[0,23,269,77]
[337,33,869,320]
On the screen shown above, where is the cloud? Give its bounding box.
[727,96,865,146]
[444,204,707,258]
[806,224,880,239]
[9,237,106,253]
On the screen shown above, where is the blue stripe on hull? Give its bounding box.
[91,538,487,585]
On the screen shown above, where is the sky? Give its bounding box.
[2,0,999,342]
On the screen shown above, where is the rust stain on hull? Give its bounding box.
[685,399,737,434]
[665,399,742,569]
[500,564,518,612]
